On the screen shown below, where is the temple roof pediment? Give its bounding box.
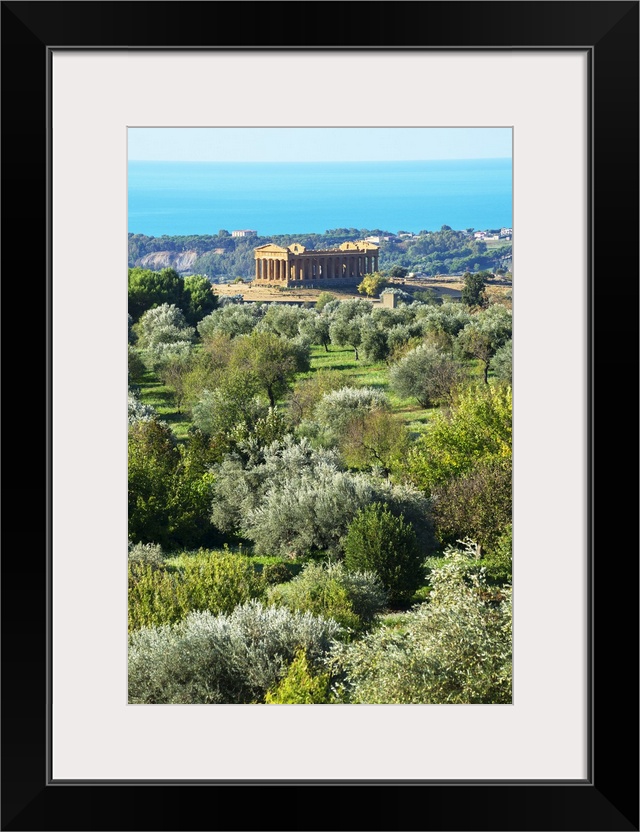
[255,244,289,253]
[288,243,306,254]
[339,240,380,251]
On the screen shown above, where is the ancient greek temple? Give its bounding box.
[253,240,379,288]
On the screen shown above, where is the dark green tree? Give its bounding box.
[128,267,184,321]
[461,271,487,307]
[182,274,218,325]
[343,502,424,605]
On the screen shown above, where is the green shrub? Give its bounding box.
[128,601,343,704]
[128,548,265,631]
[261,561,294,586]
[482,523,513,584]
[431,457,512,552]
[343,502,424,605]
[265,649,333,704]
[268,561,388,632]
[128,541,164,569]
[331,541,512,704]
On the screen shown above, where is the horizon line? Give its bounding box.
[129,156,512,164]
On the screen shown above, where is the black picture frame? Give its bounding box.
[2,2,638,830]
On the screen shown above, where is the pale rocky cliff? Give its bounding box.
[135,250,199,273]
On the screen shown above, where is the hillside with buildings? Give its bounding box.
[128,227,512,281]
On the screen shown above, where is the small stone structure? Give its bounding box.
[253,240,379,288]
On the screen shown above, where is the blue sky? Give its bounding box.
[128,127,512,163]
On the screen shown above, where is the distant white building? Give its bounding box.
[474,231,487,239]
[232,229,257,238]
[500,227,513,239]
[364,236,381,244]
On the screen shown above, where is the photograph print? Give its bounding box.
[127,127,513,705]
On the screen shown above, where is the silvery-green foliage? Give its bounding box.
[244,467,431,559]
[268,561,388,629]
[210,436,342,535]
[458,303,512,349]
[414,301,472,341]
[386,322,425,352]
[330,541,512,704]
[147,340,193,371]
[192,387,270,439]
[317,299,343,318]
[128,601,343,704]
[244,466,379,558]
[197,303,264,339]
[218,294,244,307]
[371,305,416,328]
[298,312,330,347]
[211,435,432,556]
[137,304,194,348]
[358,317,389,361]
[128,391,157,424]
[389,343,461,408]
[128,540,164,568]
[257,304,311,339]
[312,386,388,446]
[146,324,195,349]
[489,338,512,382]
[328,299,373,356]
[128,313,136,344]
[227,407,290,464]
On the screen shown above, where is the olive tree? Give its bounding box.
[389,344,461,408]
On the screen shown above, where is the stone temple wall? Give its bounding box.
[253,241,379,288]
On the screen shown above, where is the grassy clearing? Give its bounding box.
[163,548,303,581]
[306,345,436,433]
[133,367,193,440]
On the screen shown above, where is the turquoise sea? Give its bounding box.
[128,159,512,237]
